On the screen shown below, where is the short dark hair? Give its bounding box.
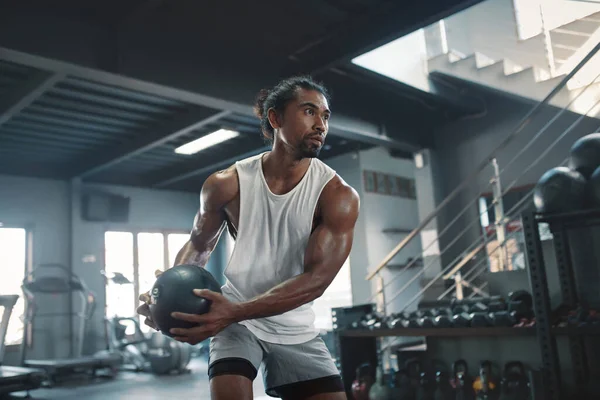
[253,76,330,143]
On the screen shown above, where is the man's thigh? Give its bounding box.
[208,323,264,383]
[261,336,345,400]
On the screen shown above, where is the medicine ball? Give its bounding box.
[569,133,600,178]
[533,167,587,213]
[149,264,222,337]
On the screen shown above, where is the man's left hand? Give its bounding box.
[170,289,239,345]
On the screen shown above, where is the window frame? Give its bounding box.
[1,223,34,352]
[103,228,190,321]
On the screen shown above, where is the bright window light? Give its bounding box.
[175,129,239,155]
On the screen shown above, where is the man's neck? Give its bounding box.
[262,146,310,181]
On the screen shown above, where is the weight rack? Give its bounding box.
[333,209,600,399]
[522,208,600,399]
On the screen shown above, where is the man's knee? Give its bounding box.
[210,374,253,400]
[208,357,258,381]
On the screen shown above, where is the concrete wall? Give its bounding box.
[0,174,205,362]
[433,90,600,267]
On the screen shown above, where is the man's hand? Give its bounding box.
[136,269,163,330]
[170,289,239,345]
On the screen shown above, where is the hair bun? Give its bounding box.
[253,88,270,119]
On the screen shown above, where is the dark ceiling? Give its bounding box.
[0,0,485,192]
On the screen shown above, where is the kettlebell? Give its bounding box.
[416,372,435,400]
[473,361,499,400]
[390,368,415,400]
[451,360,475,400]
[351,363,373,400]
[369,366,393,400]
[406,358,423,392]
[499,361,529,400]
[434,371,453,400]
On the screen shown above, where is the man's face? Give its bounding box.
[271,88,331,158]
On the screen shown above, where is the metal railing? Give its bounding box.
[367,40,600,314]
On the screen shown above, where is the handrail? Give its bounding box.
[366,40,600,281]
[442,242,486,280]
[437,253,491,300]
[395,188,538,312]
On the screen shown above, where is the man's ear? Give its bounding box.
[267,108,282,130]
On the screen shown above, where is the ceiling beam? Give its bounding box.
[153,145,271,189]
[0,47,419,152]
[328,114,420,152]
[284,0,485,76]
[71,108,230,178]
[0,71,63,127]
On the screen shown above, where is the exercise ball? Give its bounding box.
[149,264,222,337]
[533,167,587,213]
[569,133,600,178]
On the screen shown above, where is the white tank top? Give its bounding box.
[221,152,336,345]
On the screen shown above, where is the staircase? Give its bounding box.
[427,2,600,115]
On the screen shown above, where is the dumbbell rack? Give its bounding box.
[334,209,600,399]
[521,208,600,400]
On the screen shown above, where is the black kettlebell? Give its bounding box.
[417,372,435,400]
[149,264,222,337]
[391,369,415,400]
[452,360,475,400]
[434,371,453,400]
[499,361,529,400]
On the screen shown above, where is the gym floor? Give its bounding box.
[8,358,270,400]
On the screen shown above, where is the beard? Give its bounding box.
[298,141,322,158]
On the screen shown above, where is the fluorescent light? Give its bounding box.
[175,129,240,155]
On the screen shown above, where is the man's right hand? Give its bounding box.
[136,269,163,330]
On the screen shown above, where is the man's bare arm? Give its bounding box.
[173,167,238,268]
[232,178,359,322]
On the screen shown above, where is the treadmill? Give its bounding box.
[20,264,122,386]
[0,294,44,396]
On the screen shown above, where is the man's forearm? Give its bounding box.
[233,272,324,322]
[173,241,209,268]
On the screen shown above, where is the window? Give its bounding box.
[104,230,190,330]
[0,227,28,345]
[312,258,353,331]
[167,233,190,267]
[104,232,135,319]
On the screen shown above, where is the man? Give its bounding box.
[138,76,359,400]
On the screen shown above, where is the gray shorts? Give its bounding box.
[208,323,343,398]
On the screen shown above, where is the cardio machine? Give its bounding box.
[20,264,122,386]
[0,294,44,396]
[102,271,192,375]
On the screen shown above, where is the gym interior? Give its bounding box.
[1,0,600,399]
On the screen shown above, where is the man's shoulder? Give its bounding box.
[201,165,239,208]
[321,174,360,206]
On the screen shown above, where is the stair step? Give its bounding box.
[551,30,592,49]
[427,54,451,72]
[553,19,600,36]
[449,54,477,68]
[475,61,505,79]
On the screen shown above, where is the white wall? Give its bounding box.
[352,29,431,92]
[358,148,423,314]
[0,174,203,361]
[326,148,423,314]
[321,148,425,315]
[325,152,371,306]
